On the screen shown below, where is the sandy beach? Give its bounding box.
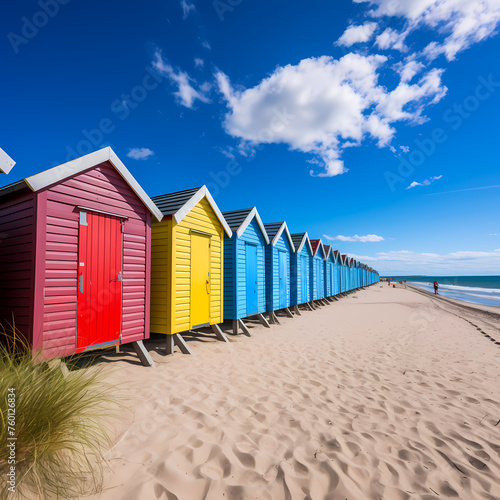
[94,285,500,500]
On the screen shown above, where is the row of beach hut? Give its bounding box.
[0,148,379,366]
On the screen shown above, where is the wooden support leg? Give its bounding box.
[132,340,155,367]
[166,335,175,355]
[257,313,271,328]
[270,311,281,325]
[212,324,230,343]
[284,307,294,318]
[232,319,239,335]
[293,305,301,316]
[174,333,193,355]
[238,319,251,337]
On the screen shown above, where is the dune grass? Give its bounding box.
[0,321,116,499]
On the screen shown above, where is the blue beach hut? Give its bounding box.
[310,239,326,302]
[333,250,341,296]
[323,245,337,299]
[263,221,295,322]
[223,207,270,335]
[290,232,313,312]
[340,254,348,293]
[353,259,359,290]
[348,258,354,291]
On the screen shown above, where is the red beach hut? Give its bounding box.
[0,147,163,366]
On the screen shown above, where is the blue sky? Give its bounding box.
[1,0,500,275]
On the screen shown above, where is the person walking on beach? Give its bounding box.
[434,281,439,295]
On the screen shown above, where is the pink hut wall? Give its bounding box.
[37,161,151,358]
[0,192,37,342]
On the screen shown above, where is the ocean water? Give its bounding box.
[382,276,500,307]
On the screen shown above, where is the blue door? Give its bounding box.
[300,255,308,303]
[279,251,287,308]
[245,243,258,315]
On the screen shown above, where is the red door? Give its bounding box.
[77,210,123,352]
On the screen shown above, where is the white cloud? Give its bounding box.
[406,174,443,189]
[202,40,211,50]
[194,58,204,68]
[336,22,378,46]
[375,27,408,51]
[396,60,424,83]
[180,0,196,20]
[400,145,409,153]
[127,148,154,160]
[375,68,447,123]
[153,51,210,108]
[323,233,385,242]
[215,53,446,176]
[355,0,500,61]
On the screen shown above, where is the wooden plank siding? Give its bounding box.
[290,242,312,306]
[150,218,172,334]
[224,218,266,320]
[334,263,341,295]
[223,235,235,319]
[0,192,36,341]
[311,246,326,300]
[341,264,347,293]
[324,252,336,298]
[265,233,292,311]
[41,162,150,358]
[150,197,225,335]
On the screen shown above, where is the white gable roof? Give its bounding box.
[295,232,313,254]
[172,185,233,237]
[0,148,15,174]
[236,207,270,244]
[270,221,295,250]
[23,147,163,221]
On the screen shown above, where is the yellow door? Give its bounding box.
[190,232,211,327]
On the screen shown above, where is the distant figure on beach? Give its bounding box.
[434,281,439,295]
[387,279,391,286]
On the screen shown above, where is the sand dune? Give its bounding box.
[94,285,500,500]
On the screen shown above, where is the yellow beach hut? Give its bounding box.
[150,186,232,354]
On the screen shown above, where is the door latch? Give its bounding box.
[78,275,83,293]
[117,273,123,281]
